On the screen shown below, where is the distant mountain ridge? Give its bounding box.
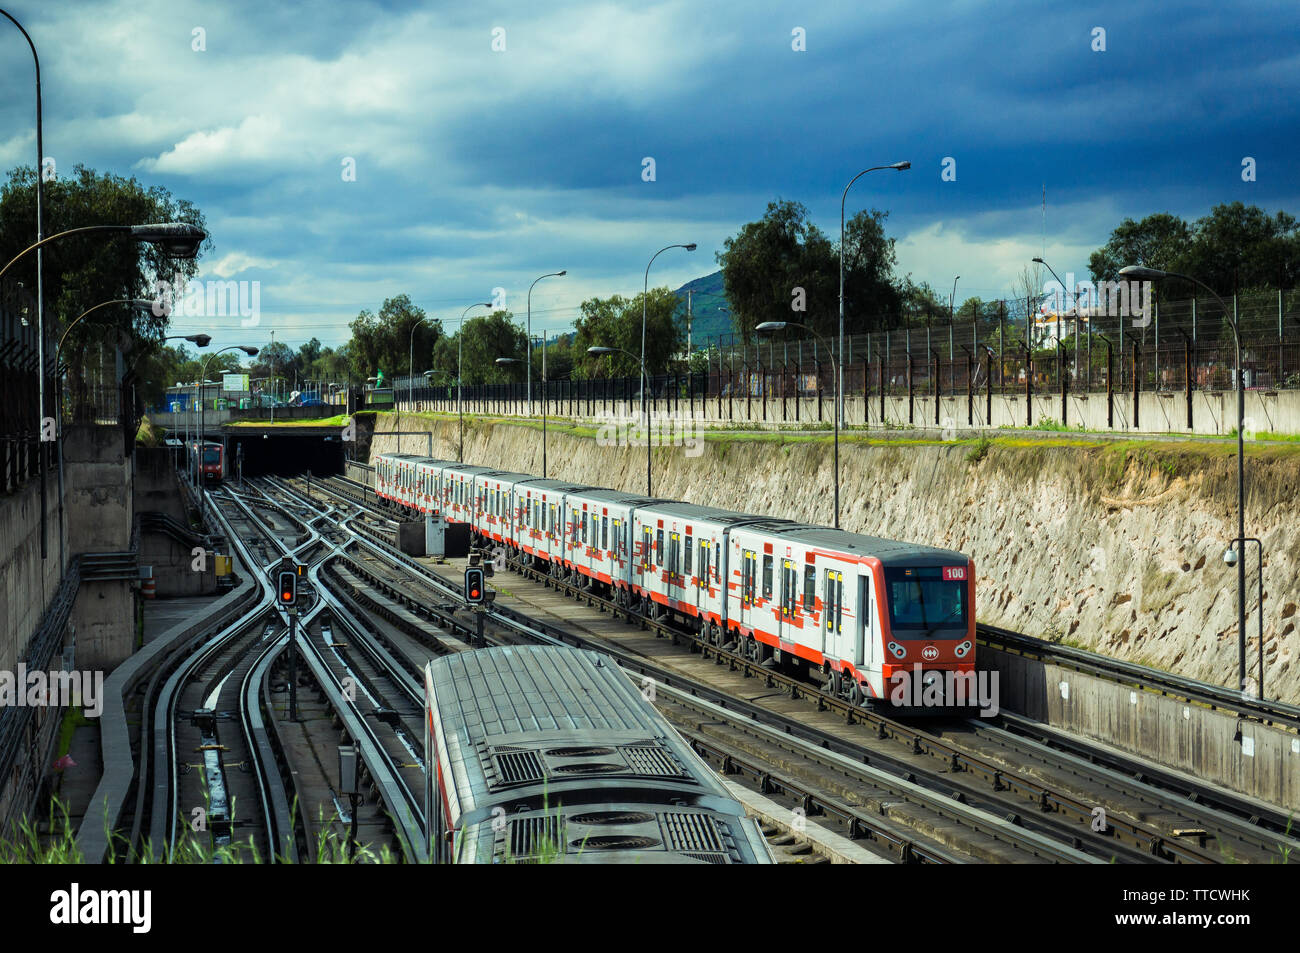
[672,270,733,348]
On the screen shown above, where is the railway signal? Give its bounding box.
[277,570,297,607]
[464,566,485,604]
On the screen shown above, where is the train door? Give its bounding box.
[857,573,874,673]
[640,525,653,589]
[824,568,844,659]
[779,558,797,646]
[692,535,705,614]
[740,549,757,630]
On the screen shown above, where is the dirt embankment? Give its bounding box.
[369,412,1300,703]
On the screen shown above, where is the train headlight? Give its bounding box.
[887,641,906,659]
[954,640,972,658]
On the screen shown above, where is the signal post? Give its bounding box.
[275,559,307,720]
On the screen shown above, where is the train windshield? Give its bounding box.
[203,449,220,464]
[885,566,968,637]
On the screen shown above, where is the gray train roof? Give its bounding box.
[510,478,593,493]
[476,470,538,484]
[740,522,969,565]
[638,501,780,526]
[428,645,664,739]
[567,488,666,506]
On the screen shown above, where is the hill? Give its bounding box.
[672,270,733,349]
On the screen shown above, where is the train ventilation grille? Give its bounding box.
[619,744,689,778]
[506,816,562,860]
[661,812,726,853]
[575,835,661,851]
[489,748,545,786]
[570,811,656,825]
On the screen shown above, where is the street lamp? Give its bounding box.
[839,161,910,425]
[1122,264,1250,695]
[1225,539,1265,700]
[527,271,566,415]
[588,344,652,495]
[456,302,492,462]
[52,299,160,570]
[407,312,443,410]
[757,321,841,528]
[641,243,696,492]
[0,219,205,560]
[2,9,48,560]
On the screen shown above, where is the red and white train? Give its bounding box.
[373,452,976,708]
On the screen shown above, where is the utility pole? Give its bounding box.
[687,290,693,354]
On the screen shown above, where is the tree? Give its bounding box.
[1088,213,1192,284]
[716,199,906,343]
[347,294,439,380]
[570,291,683,379]
[1181,202,1299,293]
[0,163,208,413]
[716,199,835,341]
[897,276,947,327]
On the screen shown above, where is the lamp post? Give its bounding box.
[1225,539,1265,700]
[839,161,910,425]
[1,9,48,559]
[499,325,556,476]
[642,244,696,460]
[588,344,652,495]
[0,219,205,559]
[757,321,840,528]
[407,312,443,411]
[1122,264,1249,695]
[527,271,566,415]
[456,302,492,462]
[53,299,167,570]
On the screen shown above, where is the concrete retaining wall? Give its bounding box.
[401,387,1300,437]
[0,479,66,675]
[986,645,1300,815]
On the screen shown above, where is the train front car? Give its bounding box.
[875,546,978,716]
[422,645,774,864]
[200,442,224,483]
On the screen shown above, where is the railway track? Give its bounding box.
[289,471,1299,864]
[260,478,1171,861]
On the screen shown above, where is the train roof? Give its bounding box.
[565,488,665,506]
[426,646,771,864]
[637,500,778,526]
[476,470,539,484]
[738,521,969,565]
[517,479,597,493]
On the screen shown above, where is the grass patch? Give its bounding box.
[225,414,351,428]
[965,436,992,464]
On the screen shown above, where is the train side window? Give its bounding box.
[602,516,608,551]
[656,529,664,564]
[698,540,709,585]
[550,504,557,535]
[803,563,816,611]
[581,512,588,543]
[762,554,773,599]
[824,570,844,633]
[782,560,796,616]
[742,550,756,604]
[684,534,693,575]
[668,533,679,576]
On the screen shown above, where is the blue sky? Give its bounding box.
[1,0,1296,353]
